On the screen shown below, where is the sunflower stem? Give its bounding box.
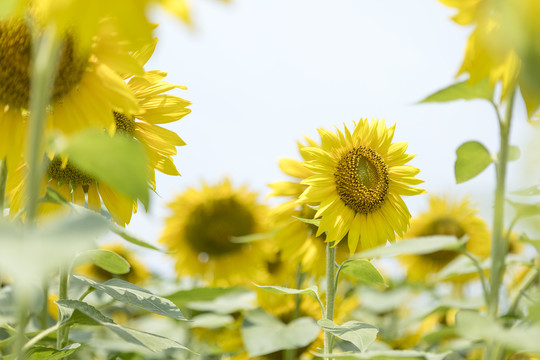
[26,25,62,222]
[39,281,49,330]
[284,263,305,360]
[57,264,70,349]
[486,89,516,360]
[324,241,336,358]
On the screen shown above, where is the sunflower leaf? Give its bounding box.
[165,287,244,308]
[455,141,493,184]
[512,184,540,196]
[75,249,130,275]
[111,224,164,251]
[24,343,81,360]
[56,300,192,352]
[314,350,451,359]
[293,216,320,227]
[254,284,323,311]
[72,276,187,321]
[241,309,320,357]
[508,200,540,219]
[340,260,387,287]
[318,319,378,352]
[58,129,150,209]
[420,78,493,103]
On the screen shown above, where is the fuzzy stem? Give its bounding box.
[324,242,336,358]
[56,265,69,349]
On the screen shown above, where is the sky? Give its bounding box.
[125,0,537,276]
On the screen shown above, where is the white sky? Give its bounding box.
[125,0,536,276]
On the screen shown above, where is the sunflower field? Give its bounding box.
[2,0,540,359]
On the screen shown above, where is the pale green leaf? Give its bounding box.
[59,129,150,208]
[39,186,73,207]
[293,216,320,227]
[26,343,81,360]
[111,224,163,251]
[353,236,466,259]
[56,300,191,352]
[187,290,256,314]
[255,284,323,310]
[455,141,492,184]
[316,350,451,359]
[165,286,243,308]
[77,249,130,275]
[73,276,186,320]
[508,145,521,161]
[512,185,540,196]
[191,313,235,329]
[420,78,493,103]
[340,260,387,287]
[318,319,378,352]
[241,309,320,357]
[508,200,540,219]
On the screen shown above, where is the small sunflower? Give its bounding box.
[399,195,491,283]
[269,139,352,276]
[6,68,190,225]
[76,242,150,285]
[159,179,271,286]
[298,119,425,252]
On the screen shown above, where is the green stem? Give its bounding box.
[486,89,516,360]
[78,287,95,302]
[22,322,61,352]
[324,242,336,358]
[0,158,6,215]
[56,265,69,349]
[26,25,62,222]
[40,281,49,330]
[14,298,29,360]
[462,250,489,306]
[284,264,305,360]
[507,266,539,316]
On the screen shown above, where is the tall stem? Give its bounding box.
[486,90,515,360]
[324,242,336,357]
[56,264,69,349]
[284,264,305,360]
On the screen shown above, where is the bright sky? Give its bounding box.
[126,0,536,276]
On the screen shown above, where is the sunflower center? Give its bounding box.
[421,217,466,262]
[114,112,135,135]
[183,197,256,256]
[47,157,95,186]
[0,19,88,109]
[334,146,389,214]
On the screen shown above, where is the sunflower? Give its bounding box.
[439,0,540,115]
[76,242,150,285]
[269,139,353,276]
[398,195,491,283]
[6,67,190,225]
[159,179,271,286]
[298,119,425,253]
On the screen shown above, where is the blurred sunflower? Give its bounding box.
[439,0,540,115]
[269,139,352,277]
[0,11,150,173]
[399,195,491,283]
[6,68,190,225]
[298,119,425,252]
[76,242,150,285]
[159,179,271,286]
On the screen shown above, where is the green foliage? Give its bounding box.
[420,78,493,103]
[25,343,81,360]
[508,200,540,219]
[190,313,235,329]
[340,260,387,287]
[73,276,186,320]
[512,184,540,196]
[241,308,320,357]
[316,350,451,359]
[56,300,191,352]
[77,250,131,275]
[454,141,492,184]
[318,319,378,352]
[165,286,244,308]
[353,235,466,259]
[58,129,150,208]
[186,290,255,314]
[111,225,165,251]
[255,284,323,311]
[293,216,321,227]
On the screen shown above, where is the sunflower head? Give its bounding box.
[159,179,271,286]
[399,195,491,283]
[298,119,425,253]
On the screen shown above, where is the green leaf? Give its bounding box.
[455,310,540,352]
[318,319,378,352]
[420,78,493,103]
[293,216,320,227]
[316,350,451,359]
[254,284,323,310]
[455,141,493,184]
[187,290,256,314]
[111,224,163,251]
[353,235,466,259]
[39,186,73,207]
[508,200,540,219]
[77,250,130,275]
[508,145,521,162]
[191,313,235,329]
[26,343,81,360]
[241,309,320,357]
[56,300,191,352]
[73,276,186,321]
[59,129,150,208]
[340,260,387,287]
[231,231,276,244]
[512,184,540,196]
[164,287,244,308]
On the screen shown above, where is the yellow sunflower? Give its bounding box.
[159,179,271,286]
[298,119,425,253]
[439,0,540,115]
[269,139,353,276]
[76,242,150,285]
[6,67,190,225]
[398,195,491,283]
